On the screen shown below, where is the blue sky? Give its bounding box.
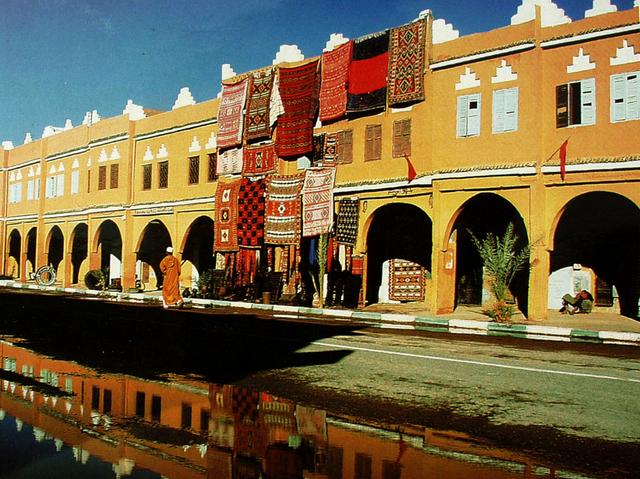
[0,0,637,145]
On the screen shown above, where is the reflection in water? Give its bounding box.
[0,340,585,479]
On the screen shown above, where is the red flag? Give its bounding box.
[559,139,569,181]
[404,155,417,182]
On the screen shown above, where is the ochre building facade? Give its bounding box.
[1,3,639,321]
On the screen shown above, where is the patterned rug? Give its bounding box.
[237,177,266,248]
[312,133,325,166]
[336,198,359,245]
[242,143,277,177]
[347,31,389,113]
[388,19,427,106]
[245,68,274,141]
[217,78,249,149]
[389,259,425,301]
[214,178,241,252]
[319,40,353,122]
[275,60,320,157]
[324,132,338,164]
[217,147,243,176]
[264,174,305,245]
[302,167,336,237]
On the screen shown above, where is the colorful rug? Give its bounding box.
[319,40,353,122]
[217,78,249,149]
[302,167,336,237]
[389,259,425,301]
[217,147,243,176]
[264,174,305,245]
[336,198,359,245]
[347,31,389,113]
[324,132,338,164]
[275,60,320,157]
[270,72,284,126]
[237,177,266,248]
[242,143,277,177]
[312,133,326,166]
[388,19,427,105]
[214,178,241,252]
[245,68,274,141]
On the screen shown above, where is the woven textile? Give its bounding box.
[237,177,266,248]
[217,147,243,176]
[324,132,338,164]
[245,68,274,141]
[319,40,353,122]
[270,71,284,126]
[242,143,277,177]
[336,198,359,245]
[302,167,336,237]
[217,78,249,149]
[347,31,389,113]
[389,259,425,301]
[388,19,427,105]
[275,60,320,157]
[312,133,325,166]
[264,174,305,245]
[214,178,241,252]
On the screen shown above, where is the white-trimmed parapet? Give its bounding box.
[585,0,617,18]
[273,44,304,65]
[1,140,14,150]
[123,99,146,120]
[492,60,518,83]
[64,119,73,130]
[610,39,640,66]
[42,125,65,138]
[23,133,32,144]
[567,48,596,73]
[511,0,571,28]
[172,87,196,110]
[455,67,481,90]
[82,110,101,126]
[221,63,236,81]
[324,33,349,52]
[432,18,459,44]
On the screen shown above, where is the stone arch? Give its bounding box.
[550,191,640,318]
[69,223,88,285]
[94,220,123,283]
[45,225,64,272]
[446,192,529,314]
[180,216,215,288]
[7,229,21,278]
[364,202,432,305]
[26,227,38,276]
[136,219,172,289]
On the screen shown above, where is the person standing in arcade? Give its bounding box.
[160,246,183,308]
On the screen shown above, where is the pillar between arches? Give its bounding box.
[528,244,550,321]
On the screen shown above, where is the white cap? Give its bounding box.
[166,246,173,253]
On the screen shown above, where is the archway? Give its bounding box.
[70,223,88,284]
[449,193,529,313]
[46,225,64,272]
[95,220,123,284]
[181,216,215,288]
[26,227,37,277]
[365,203,432,304]
[136,220,172,289]
[551,192,640,318]
[7,229,21,278]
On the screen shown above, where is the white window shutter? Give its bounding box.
[467,94,481,136]
[56,173,65,197]
[457,95,468,137]
[492,89,505,133]
[71,170,80,194]
[504,87,518,132]
[27,180,34,201]
[611,74,626,122]
[626,73,638,121]
[35,179,40,199]
[580,78,595,126]
[16,183,22,203]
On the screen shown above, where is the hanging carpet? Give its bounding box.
[217,147,243,176]
[389,259,425,301]
[275,60,320,157]
[302,167,336,238]
[388,19,427,105]
[323,132,338,164]
[217,78,249,150]
[347,30,389,113]
[242,143,277,177]
[245,68,274,141]
[312,133,326,166]
[319,40,353,122]
[335,198,359,245]
[214,178,241,252]
[237,177,266,248]
[264,173,305,245]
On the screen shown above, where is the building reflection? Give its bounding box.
[1,340,561,478]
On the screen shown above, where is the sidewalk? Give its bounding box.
[1,280,639,347]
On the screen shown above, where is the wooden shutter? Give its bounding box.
[337,129,353,164]
[365,125,375,161]
[492,89,505,133]
[457,95,468,137]
[580,78,595,126]
[110,163,119,189]
[569,81,582,125]
[393,119,411,157]
[158,161,168,188]
[373,124,382,160]
[504,87,518,132]
[98,165,107,190]
[143,164,152,190]
[467,94,481,136]
[556,84,569,128]
[611,74,627,122]
[626,73,638,120]
[207,153,217,182]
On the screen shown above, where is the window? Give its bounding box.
[457,93,481,137]
[151,395,162,422]
[611,71,639,122]
[392,119,411,157]
[27,180,34,200]
[200,409,210,432]
[91,386,100,410]
[355,453,372,479]
[556,78,595,127]
[492,87,519,133]
[71,170,80,194]
[135,392,146,417]
[110,164,119,189]
[98,165,107,190]
[143,164,152,190]
[207,153,217,182]
[188,156,200,185]
[86,170,91,193]
[34,178,40,199]
[337,129,353,164]
[56,172,64,196]
[103,389,112,414]
[181,403,192,429]
[364,124,382,161]
[158,161,169,188]
[46,176,57,198]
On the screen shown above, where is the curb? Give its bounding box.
[1,280,638,347]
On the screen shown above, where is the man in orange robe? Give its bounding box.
[160,246,183,308]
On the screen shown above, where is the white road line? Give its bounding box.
[312,341,640,384]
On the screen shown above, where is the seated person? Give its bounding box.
[560,290,594,314]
